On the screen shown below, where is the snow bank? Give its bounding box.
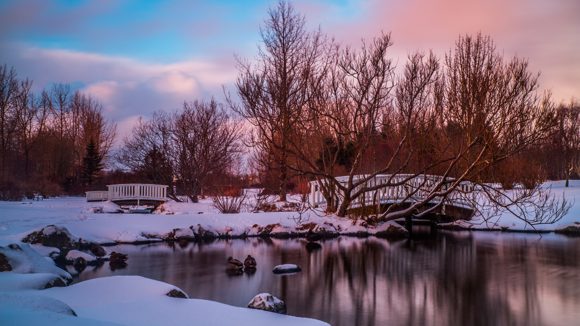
[0,292,119,326]
[34,276,328,326]
[0,243,72,284]
[0,273,68,291]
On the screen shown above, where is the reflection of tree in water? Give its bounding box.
[291,232,580,326]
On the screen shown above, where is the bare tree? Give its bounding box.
[283,32,397,216]
[172,98,242,202]
[116,111,174,189]
[228,0,326,201]
[13,78,48,179]
[554,99,580,186]
[0,65,19,180]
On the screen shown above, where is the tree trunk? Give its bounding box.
[279,164,287,202]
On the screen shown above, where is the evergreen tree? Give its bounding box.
[82,138,103,186]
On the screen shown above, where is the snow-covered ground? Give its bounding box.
[458,180,580,231]
[0,181,579,246]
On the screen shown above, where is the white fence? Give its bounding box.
[86,191,109,202]
[86,184,168,204]
[309,174,475,210]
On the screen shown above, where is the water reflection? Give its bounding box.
[68,228,580,326]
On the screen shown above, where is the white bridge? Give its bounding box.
[86,184,168,206]
[309,174,475,217]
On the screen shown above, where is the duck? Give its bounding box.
[91,244,106,259]
[73,257,87,271]
[109,251,128,263]
[244,255,257,269]
[305,229,322,242]
[226,257,244,271]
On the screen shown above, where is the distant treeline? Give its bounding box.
[1,2,579,208]
[0,65,116,199]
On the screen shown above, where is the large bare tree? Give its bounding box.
[228,0,326,201]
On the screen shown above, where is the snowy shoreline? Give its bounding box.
[0,180,579,247]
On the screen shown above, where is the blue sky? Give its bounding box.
[1,0,578,138]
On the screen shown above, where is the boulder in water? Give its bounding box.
[247,293,287,314]
[272,264,302,274]
[374,221,409,237]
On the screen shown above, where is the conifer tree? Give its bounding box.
[82,138,103,186]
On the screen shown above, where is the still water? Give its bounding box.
[67,227,580,326]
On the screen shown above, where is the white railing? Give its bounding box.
[309,174,475,210]
[86,191,109,202]
[108,184,168,205]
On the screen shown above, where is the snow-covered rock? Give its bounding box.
[270,225,297,238]
[30,244,60,258]
[65,250,97,263]
[246,223,279,236]
[0,243,72,284]
[171,228,196,241]
[273,264,302,274]
[373,221,409,237]
[192,224,219,239]
[247,293,287,314]
[21,225,79,249]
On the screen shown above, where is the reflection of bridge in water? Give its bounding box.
[309,174,476,220]
[86,184,168,207]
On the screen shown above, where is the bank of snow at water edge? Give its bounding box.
[0,275,328,326]
[0,180,579,246]
[443,180,580,232]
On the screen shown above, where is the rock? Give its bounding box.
[191,224,218,240]
[247,293,287,314]
[272,264,302,274]
[164,228,196,241]
[22,225,79,250]
[247,223,278,237]
[42,275,68,289]
[174,228,196,241]
[65,250,96,262]
[0,243,72,285]
[0,251,11,271]
[269,225,297,238]
[374,221,409,237]
[166,289,189,299]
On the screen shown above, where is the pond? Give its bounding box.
[65,227,580,326]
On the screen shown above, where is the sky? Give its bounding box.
[1,0,579,139]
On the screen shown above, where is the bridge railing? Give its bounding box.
[86,191,109,202]
[309,174,475,210]
[108,184,168,202]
